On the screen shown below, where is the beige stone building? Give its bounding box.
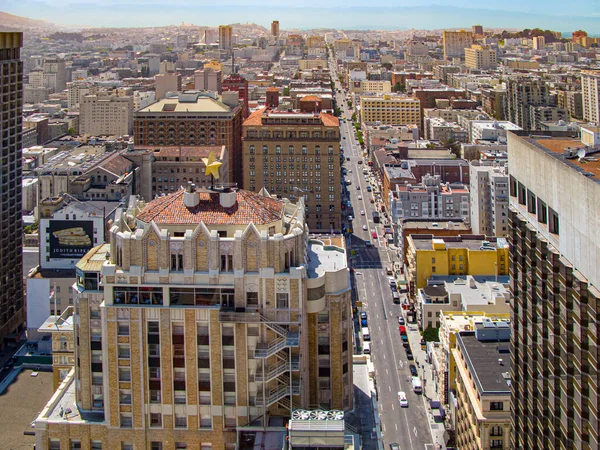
[38,306,75,390]
[442,30,473,60]
[34,187,352,449]
[359,94,421,130]
[242,107,342,232]
[453,330,512,449]
[464,45,497,70]
[79,94,133,137]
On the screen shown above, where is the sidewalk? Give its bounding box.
[402,313,448,450]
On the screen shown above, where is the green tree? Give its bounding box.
[283,86,290,96]
[67,127,77,136]
[382,62,392,70]
[392,81,406,93]
[422,326,440,342]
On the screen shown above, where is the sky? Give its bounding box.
[2,0,600,31]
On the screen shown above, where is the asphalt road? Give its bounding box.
[330,59,436,450]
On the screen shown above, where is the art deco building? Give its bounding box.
[218,25,232,50]
[35,186,352,449]
[242,107,342,232]
[508,131,600,449]
[0,32,26,347]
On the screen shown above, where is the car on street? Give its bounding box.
[390,444,400,450]
[346,157,350,161]
[358,160,363,164]
[371,231,377,239]
[356,186,360,190]
[359,311,367,320]
[348,215,353,221]
[409,364,418,377]
[348,169,352,173]
[398,316,405,325]
[360,209,365,214]
[370,198,375,203]
[362,225,367,230]
[398,391,408,407]
[406,349,414,360]
[365,240,371,247]
[343,136,346,139]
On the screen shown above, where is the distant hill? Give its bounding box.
[0,11,55,30]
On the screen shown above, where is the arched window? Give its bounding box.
[59,337,68,350]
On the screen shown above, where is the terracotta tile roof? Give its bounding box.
[320,113,339,127]
[136,188,284,225]
[301,95,322,102]
[266,87,279,92]
[243,107,266,126]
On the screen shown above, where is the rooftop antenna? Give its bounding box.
[577,147,586,162]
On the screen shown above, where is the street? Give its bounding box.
[330,57,441,450]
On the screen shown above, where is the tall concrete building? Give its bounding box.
[79,94,133,137]
[242,107,343,232]
[34,188,353,449]
[469,161,509,237]
[472,25,484,36]
[0,32,25,348]
[134,91,244,186]
[219,25,233,50]
[464,45,497,70]
[508,132,600,449]
[222,74,249,119]
[581,70,600,125]
[359,94,421,129]
[194,68,223,93]
[42,55,67,93]
[532,36,546,50]
[271,20,280,36]
[155,72,182,100]
[505,78,550,131]
[442,30,473,60]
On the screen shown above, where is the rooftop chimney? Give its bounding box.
[220,189,237,208]
[183,182,200,208]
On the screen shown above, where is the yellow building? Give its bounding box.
[406,235,509,291]
[359,94,421,128]
[464,45,497,70]
[204,60,222,71]
[38,306,76,390]
[453,331,512,450]
[307,35,325,48]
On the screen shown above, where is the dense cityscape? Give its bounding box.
[0,10,599,450]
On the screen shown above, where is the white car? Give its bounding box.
[362,225,367,230]
[398,391,408,407]
[360,210,365,215]
[358,195,362,200]
[348,215,353,221]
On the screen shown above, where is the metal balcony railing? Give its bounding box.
[254,338,286,358]
[256,384,290,407]
[255,360,290,382]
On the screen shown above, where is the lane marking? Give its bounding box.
[391,403,395,411]
[413,426,418,437]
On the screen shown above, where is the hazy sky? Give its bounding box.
[3,0,600,31]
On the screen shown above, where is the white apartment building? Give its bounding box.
[388,174,470,224]
[79,94,133,136]
[470,121,521,143]
[469,161,509,236]
[424,116,468,143]
[581,70,600,125]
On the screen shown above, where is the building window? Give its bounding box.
[549,207,559,235]
[537,198,548,224]
[490,401,504,411]
[119,368,131,382]
[276,293,289,309]
[177,444,188,450]
[121,444,133,450]
[118,323,129,336]
[91,441,102,450]
[120,414,133,428]
[490,440,503,448]
[175,413,187,428]
[70,440,81,450]
[517,182,526,205]
[490,426,503,436]
[119,390,132,405]
[150,413,162,428]
[246,292,259,307]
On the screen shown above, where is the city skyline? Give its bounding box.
[1,2,600,32]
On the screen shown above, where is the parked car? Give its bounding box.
[409,364,418,377]
[360,311,367,320]
[398,391,408,407]
[398,316,405,325]
[406,350,414,360]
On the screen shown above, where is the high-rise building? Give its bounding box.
[34,188,353,448]
[581,70,600,125]
[134,91,244,185]
[194,68,223,93]
[469,161,509,237]
[472,25,484,36]
[0,32,25,348]
[359,94,421,129]
[508,131,600,449]
[222,73,249,118]
[271,20,280,36]
[464,44,497,70]
[79,94,133,136]
[218,25,233,50]
[532,36,546,50]
[504,78,550,130]
[442,30,474,60]
[42,55,67,93]
[242,106,343,232]
[155,72,182,100]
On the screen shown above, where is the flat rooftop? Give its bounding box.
[526,137,600,182]
[307,237,347,278]
[137,92,233,114]
[438,275,510,307]
[0,369,54,449]
[410,235,508,251]
[401,220,470,231]
[457,333,511,394]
